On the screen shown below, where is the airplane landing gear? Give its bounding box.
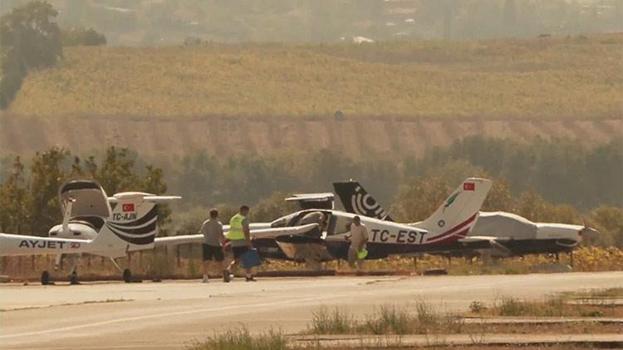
[111,258,137,283]
[68,261,80,284]
[41,271,52,285]
[122,268,132,283]
[69,270,80,285]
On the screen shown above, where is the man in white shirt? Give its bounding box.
[347,216,369,270]
[200,209,226,282]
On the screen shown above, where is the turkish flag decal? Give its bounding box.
[463,182,475,191]
[122,203,135,212]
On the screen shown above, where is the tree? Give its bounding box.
[391,176,451,223]
[0,1,62,108]
[61,26,106,46]
[0,1,62,69]
[590,207,623,247]
[252,191,297,222]
[28,147,69,234]
[0,156,28,233]
[0,50,25,108]
[0,146,171,235]
[96,147,139,195]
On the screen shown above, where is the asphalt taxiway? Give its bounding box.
[1,271,622,349]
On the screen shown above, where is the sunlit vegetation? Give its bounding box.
[3,246,622,282]
[9,34,623,118]
[1,136,621,246]
[0,147,167,234]
[187,299,622,349]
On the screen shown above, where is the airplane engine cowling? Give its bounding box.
[48,222,99,240]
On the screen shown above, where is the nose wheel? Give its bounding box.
[69,270,80,285]
[122,268,132,283]
[41,271,52,285]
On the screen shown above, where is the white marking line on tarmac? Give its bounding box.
[0,278,498,345]
[0,294,335,340]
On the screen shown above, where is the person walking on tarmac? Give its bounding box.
[225,205,256,282]
[200,209,227,283]
[347,216,369,271]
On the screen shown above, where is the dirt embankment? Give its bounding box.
[0,115,621,160]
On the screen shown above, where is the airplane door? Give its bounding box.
[326,214,337,236]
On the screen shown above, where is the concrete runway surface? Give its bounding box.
[1,271,622,350]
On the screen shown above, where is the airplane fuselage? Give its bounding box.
[269,209,476,261]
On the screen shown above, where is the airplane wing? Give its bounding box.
[458,236,513,256]
[108,195,182,203]
[154,223,320,247]
[285,193,334,210]
[458,235,510,243]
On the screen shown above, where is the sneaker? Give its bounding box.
[223,271,231,283]
[245,276,257,282]
[202,275,209,283]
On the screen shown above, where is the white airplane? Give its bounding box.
[157,178,492,264]
[0,180,180,284]
[270,178,492,262]
[333,180,599,259]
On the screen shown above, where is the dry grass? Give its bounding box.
[469,296,623,318]
[9,34,623,119]
[2,246,622,281]
[187,327,288,350]
[186,299,622,349]
[309,303,464,335]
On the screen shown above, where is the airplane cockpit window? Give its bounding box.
[271,211,329,232]
[327,214,353,236]
[298,211,325,226]
[270,216,289,228]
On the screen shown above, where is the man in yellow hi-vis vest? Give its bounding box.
[225,205,256,282]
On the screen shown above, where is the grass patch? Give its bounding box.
[310,307,353,334]
[561,287,623,300]
[187,327,288,350]
[187,299,623,349]
[310,303,463,335]
[469,296,623,318]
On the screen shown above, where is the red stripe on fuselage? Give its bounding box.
[424,228,471,245]
[425,213,478,242]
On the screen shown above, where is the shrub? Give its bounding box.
[188,327,287,350]
[62,27,106,46]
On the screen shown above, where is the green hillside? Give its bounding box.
[9,34,623,119]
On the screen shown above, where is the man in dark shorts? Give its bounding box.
[225,205,256,282]
[200,209,226,282]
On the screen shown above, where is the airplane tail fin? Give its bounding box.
[416,178,492,241]
[333,181,393,221]
[90,192,180,257]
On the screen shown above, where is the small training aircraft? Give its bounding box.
[0,180,179,284]
[158,178,491,265]
[333,180,598,259]
[269,178,492,263]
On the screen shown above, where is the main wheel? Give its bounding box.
[122,268,132,283]
[69,271,79,285]
[41,271,51,285]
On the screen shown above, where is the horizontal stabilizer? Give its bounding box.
[285,193,334,210]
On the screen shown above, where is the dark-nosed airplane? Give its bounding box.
[158,178,492,264]
[271,178,492,262]
[333,180,598,258]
